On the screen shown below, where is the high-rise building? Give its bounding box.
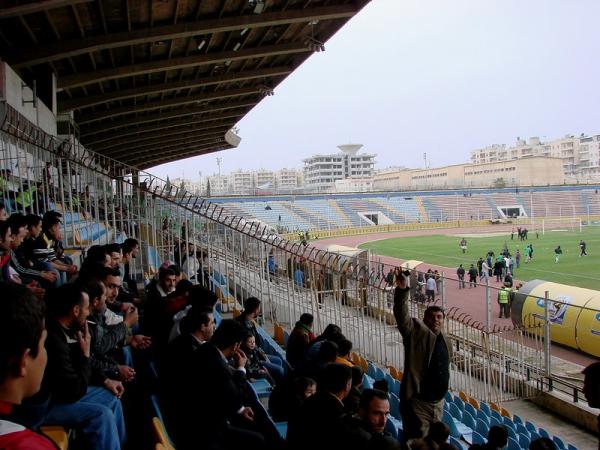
[303,144,376,191]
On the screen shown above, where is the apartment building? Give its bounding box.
[303,144,376,191]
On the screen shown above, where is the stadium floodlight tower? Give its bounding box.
[337,144,363,155]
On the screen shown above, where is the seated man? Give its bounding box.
[287,363,352,450]
[344,389,400,449]
[7,214,57,288]
[31,213,77,285]
[159,305,215,377]
[160,319,265,450]
[85,279,139,384]
[120,238,140,301]
[40,284,126,450]
[0,282,55,449]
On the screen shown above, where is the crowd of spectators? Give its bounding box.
[0,202,597,450]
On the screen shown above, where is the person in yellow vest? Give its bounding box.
[498,285,511,318]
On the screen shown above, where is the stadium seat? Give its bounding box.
[501,407,512,418]
[516,424,530,437]
[476,418,489,437]
[367,362,377,378]
[250,378,272,398]
[283,330,289,347]
[468,397,480,410]
[442,410,462,439]
[529,431,541,441]
[445,391,454,403]
[538,427,550,439]
[449,436,467,450]
[363,374,374,389]
[386,415,402,440]
[152,417,174,450]
[462,411,477,430]
[387,366,401,380]
[518,433,531,448]
[490,416,502,428]
[513,414,524,425]
[232,307,241,319]
[490,402,502,413]
[274,422,287,439]
[273,324,285,346]
[150,395,174,448]
[506,425,518,441]
[567,444,579,450]
[507,437,521,450]
[465,403,478,420]
[40,426,69,450]
[525,421,537,433]
[553,436,566,450]
[449,402,463,421]
[479,402,492,417]
[452,396,466,411]
[459,391,469,403]
[503,416,517,430]
[491,410,504,423]
[389,393,401,421]
[472,431,486,445]
[476,409,490,426]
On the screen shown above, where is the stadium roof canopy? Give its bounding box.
[0,0,369,168]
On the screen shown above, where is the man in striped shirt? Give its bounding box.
[31,213,77,285]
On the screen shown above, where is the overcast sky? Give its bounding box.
[151,0,600,180]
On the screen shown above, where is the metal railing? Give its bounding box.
[1,101,593,406]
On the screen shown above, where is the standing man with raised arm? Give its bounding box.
[392,272,453,440]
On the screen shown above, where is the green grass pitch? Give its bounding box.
[359,226,600,291]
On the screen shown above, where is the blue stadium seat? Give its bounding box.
[363,374,374,389]
[442,410,462,439]
[513,414,524,425]
[491,410,503,423]
[553,436,566,449]
[491,416,502,428]
[386,416,402,440]
[518,433,531,449]
[449,436,467,450]
[479,402,492,417]
[283,331,289,347]
[250,378,272,398]
[567,444,579,450]
[465,403,478,420]
[274,422,287,439]
[374,366,386,382]
[507,437,521,450]
[538,428,550,439]
[367,362,376,379]
[476,418,489,437]
[389,393,401,421]
[476,409,490,426]
[506,425,518,441]
[462,411,477,430]
[452,396,466,411]
[445,391,454,403]
[502,416,516,430]
[525,421,537,433]
[516,424,530,437]
[449,402,463,421]
[471,431,486,445]
[529,431,541,441]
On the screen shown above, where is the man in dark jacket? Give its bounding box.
[393,274,452,440]
[286,313,315,368]
[40,284,126,450]
[287,363,352,450]
[160,319,265,450]
[344,389,400,449]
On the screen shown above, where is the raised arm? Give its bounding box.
[392,273,412,337]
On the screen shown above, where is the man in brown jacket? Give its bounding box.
[393,273,453,440]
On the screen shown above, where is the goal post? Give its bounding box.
[541,217,582,235]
